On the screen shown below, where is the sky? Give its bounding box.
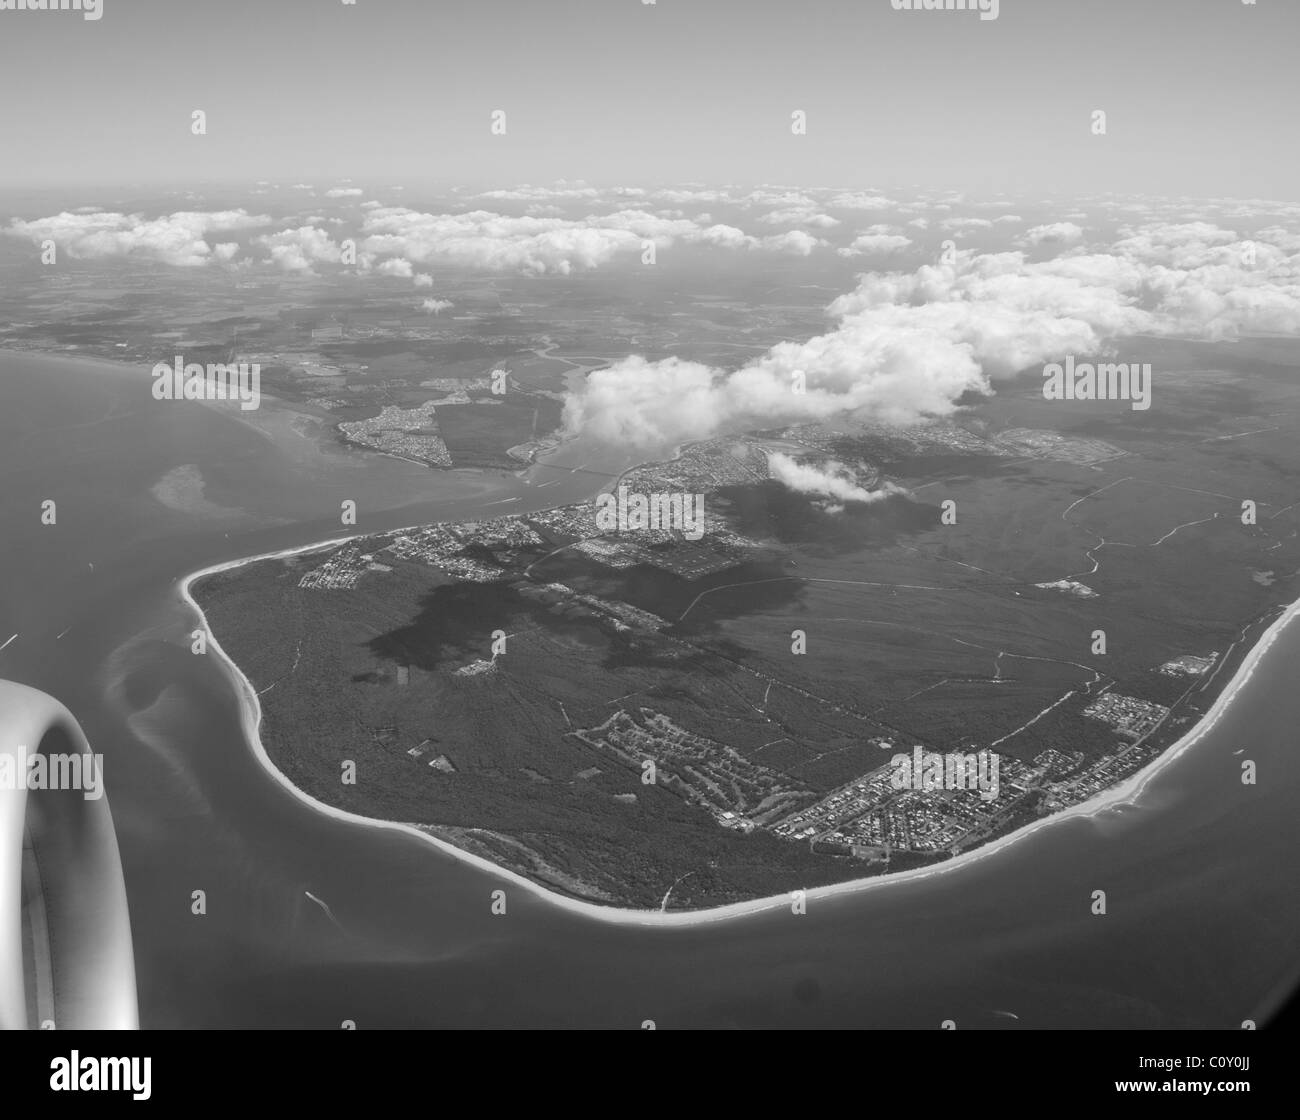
[1,0,1297,201]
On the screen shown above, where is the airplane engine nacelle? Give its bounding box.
[0,681,138,1029]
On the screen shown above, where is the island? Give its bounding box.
[190,356,1300,910]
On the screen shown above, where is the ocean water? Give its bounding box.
[1,351,1297,1028]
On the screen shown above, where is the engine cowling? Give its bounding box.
[0,681,138,1030]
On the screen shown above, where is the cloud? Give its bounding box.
[757,206,840,229]
[325,188,364,198]
[413,272,434,287]
[561,221,1300,453]
[3,209,270,267]
[649,187,732,206]
[358,206,790,274]
[421,298,454,314]
[1020,221,1085,247]
[766,453,904,506]
[828,192,896,211]
[255,225,348,271]
[940,217,994,233]
[758,229,826,255]
[476,184,602,202]
[740,190,817,210]
[837,233,912,257]
[1109,220,1235,265]
[375,257,414,278]
[360,207,638,274]
[4,193,840,278]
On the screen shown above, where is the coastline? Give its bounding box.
[0,344,151,379]
[0,344,579,477]
[178,528,1300,928]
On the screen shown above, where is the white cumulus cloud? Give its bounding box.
[767,453,905,506]
[4,209,270,267]
[1020,222,1086,247]
[838,233,912,257]
[561,220,1300,454]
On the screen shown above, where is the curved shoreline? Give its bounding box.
[178,533,1300,928]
